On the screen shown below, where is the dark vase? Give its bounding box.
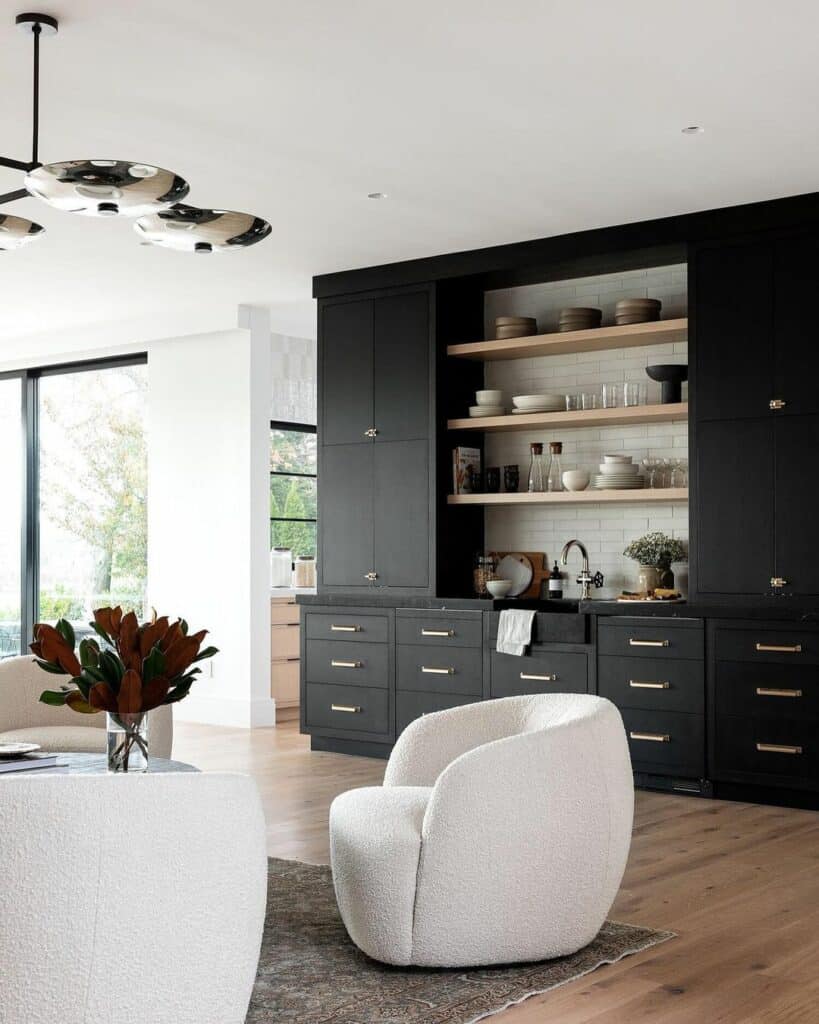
[485,467,500,493]
[658,564,674,589]
[503,465,520,492]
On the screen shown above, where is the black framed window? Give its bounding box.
[0,354,147,658]
[270,421,316,558]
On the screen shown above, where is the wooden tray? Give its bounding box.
[490,551,548,599]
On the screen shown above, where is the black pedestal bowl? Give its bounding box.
[646,364,688,404]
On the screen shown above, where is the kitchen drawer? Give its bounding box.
[486,611,588,645]
[304,682,389,735]
[305,611,389,644]
[598,619,703,661]
[714,626,819,666]
[714,715,819,787]
[490,649,588,698]
[270,622,300,660]
[396,613,482,649]
[304,639,388,688]
[396,644,482,696]
[621,708,705,777]
[396,692,478,735]
[598,655,704,714]
[270,659,300,704]
[714,661,819,719]
[271,600,299,625]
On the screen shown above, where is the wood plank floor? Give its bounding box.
[174,720,819,1024]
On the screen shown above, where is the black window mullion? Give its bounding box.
[21,371,38,649]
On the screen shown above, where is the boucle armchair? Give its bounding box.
[0,772,267,1024]
[0,654,172,757]
[330,693,634,968]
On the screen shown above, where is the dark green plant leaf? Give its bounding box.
[192,646,218,662]
[98,650,124,691]
[142,645,166,685]
[79,637,101,669]
[163,679,194,704]
[55,618,75,650]
[89,621,112,645]
[180,619,189,636]
[39,689,69,706]
[34,658,68,675]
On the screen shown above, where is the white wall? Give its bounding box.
[483,266,688,597]
[147,311,274,728]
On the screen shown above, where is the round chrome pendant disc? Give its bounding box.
[0,213,45,250]
[134,203,271,252]
[25,160,190,217]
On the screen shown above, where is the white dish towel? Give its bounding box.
[496,609,536,656]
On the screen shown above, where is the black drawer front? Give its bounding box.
[305,639,388,688]
[714,627,819,666]
[714,661,819,719]
[598,620,703,661]
[621,708,705,777]
[305,612,389,644]
[396,615,482,649]
[396,645,482,696]
[486,611,588,645]
[714,715,819,786]
[396,692,478,735]
[490,649,588,698]
[304,683,389,735]
[598,656,704,714]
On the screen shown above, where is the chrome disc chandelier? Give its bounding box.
[0,12,271,253]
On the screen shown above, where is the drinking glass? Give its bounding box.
[623,382,647,407]
[565,394,580,411]
[602,383,622,408]
[641,457,658,488]
[671,458,688,487]
[581,391,600,410]
[655,458,671,488]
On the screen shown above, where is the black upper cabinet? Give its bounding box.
[775,415,819,597]
[320,299,373,444]
[319,444,373,588]
[373,292,430,442]
[774,232,819,416]
[694,240,773,422]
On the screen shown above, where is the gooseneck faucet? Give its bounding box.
[560,539,604,601]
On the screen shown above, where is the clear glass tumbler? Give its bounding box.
[602,383,622,408]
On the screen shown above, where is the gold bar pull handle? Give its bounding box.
[630,731,670,743]
[769,399,787,410]
[628,639,670,648]
[330,659,362,669]
[421,628,455,637]
[755,642,802,653]
[756,687,803,698]
[629,680,670,690]
[331,704,362,714]
[757,742,802,755]
[330,624,361,633]
[520,672,556,682]
[769,578,788,589]
[421,666,455,675]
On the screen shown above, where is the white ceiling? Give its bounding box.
[2,0,818,358]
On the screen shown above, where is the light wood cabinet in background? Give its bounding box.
[271,597,300,720]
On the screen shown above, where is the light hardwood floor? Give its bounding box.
[174,720,819,1024]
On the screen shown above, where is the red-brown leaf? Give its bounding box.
[93,607,117,638]
[141,674,170,712]
[33,623,82,676]
[139,616,169,658]
[162,633,206,678]
[88,681,118,712]
[117,669,143,714]
[159,620,183,653]
[66,691,101,715]
[117,611,139,659]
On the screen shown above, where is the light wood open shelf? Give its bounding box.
[447,317,687,361]
[448,488,688,507]
[448,401,687,433]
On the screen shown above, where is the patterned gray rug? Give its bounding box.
[247,858,674,1024]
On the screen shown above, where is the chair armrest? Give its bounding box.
[0,656,71,733]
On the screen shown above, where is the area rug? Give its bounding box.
[247,858,674,1024]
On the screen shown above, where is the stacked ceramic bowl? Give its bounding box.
[494,316,537,339]
[512,394,564,415]
[469,389,505,417]
[614,298,661,325]
[592,454,645,490]
[558,307,602,332]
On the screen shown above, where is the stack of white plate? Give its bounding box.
[512,394,564,414]
[592,454,644,489]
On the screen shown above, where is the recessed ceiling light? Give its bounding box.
[682,125,704,135]
[367,192,388,200]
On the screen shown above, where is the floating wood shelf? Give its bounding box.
[448,488,689,507]
[447,317,688,361]
[448,401,687,433]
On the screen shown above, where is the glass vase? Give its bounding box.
[107,711,149,773]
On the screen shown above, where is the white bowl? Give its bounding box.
[599,462,639,475]
[469,405,504,417]
[513,394,564,410]
[602,454,633,464]
[486,578,514,598]
[476,389,503,406]
[562,469,590,491]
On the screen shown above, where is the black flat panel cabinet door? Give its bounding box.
[775,414,819,597]
[774,232,819,416]
[373,290,431,442]
[320,299,374,445]
[696,418,774,597]
[694,241,773,422]
[319,444,373,588]
[373,439,431,591]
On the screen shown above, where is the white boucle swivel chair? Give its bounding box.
[0,655,172,757]
[330,693,634,968]
[0,772,267,1024]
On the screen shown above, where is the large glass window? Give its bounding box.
[270,422,316,559]
[0,377,23,658]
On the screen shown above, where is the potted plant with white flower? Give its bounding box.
[623,532,687,594]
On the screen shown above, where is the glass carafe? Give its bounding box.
[547,441,564,492]
[527,443,545,492]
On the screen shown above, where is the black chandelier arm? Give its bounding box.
[31,21,40,165]
[0,188,31,207]
[0,157,37,173]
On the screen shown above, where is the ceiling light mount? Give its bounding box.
[15,11,58,35]
[681,125,704,135]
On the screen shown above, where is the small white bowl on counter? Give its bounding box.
[486,578,514,598]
